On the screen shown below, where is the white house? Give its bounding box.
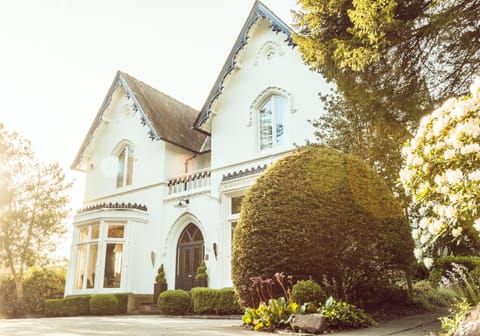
[65,1,330,296]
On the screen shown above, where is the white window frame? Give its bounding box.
[73,223,100,292]
[113,140,135,188]
[72,221,127,292]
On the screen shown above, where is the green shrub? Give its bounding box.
[24,267,66,315]
[429,256,480,287]
[191,288,242,314]
[0,276,19,316]
[157,290,190,315]
[155,264,166,284]
[63,295,91,316]
[291,279,326,305]
[320,297,375,329]
[45,298,64,317]
[232,146,415,307]
[0,267,66,317]
[195,261,208,281]
[412,280,457,311]
[90,294,119,315]
[62,295,91,316]
[113,293,130,313]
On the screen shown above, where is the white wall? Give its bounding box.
[210,19,330,170]
[82,85,166,203]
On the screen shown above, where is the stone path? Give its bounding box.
[0,311,444,336]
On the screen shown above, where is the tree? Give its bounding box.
[400,78,480,266]
[293,0,478,201]
[232,146,415,307]
[0,124,71,307]
[293,0,479,101]
[311,87,419,208]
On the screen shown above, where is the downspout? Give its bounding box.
[184,153,197,174]
[184,153,197,191]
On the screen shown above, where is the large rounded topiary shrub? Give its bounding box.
[232,146,415,307]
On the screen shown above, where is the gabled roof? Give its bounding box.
[193,1,295,133]
[72,71,210,171]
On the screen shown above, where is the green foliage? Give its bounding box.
[293,0,477,104]
[0,125,72,306]
[320,297,375,329]
[232,146,415,307]
[0,267,65,317]
[45,295,92,316]
[291,279,326,305]
[0,276,19,316]
[90,294,119,315]
[112,293,129,313]
[412,280,457,311]
[157,290,190,315]
[401,84,480,258]
[191,288,243,315]
[429,256,480,287]
[23,268,66,314]
[438,300,471,336]
[242,297,302,331]
[195,261,208,281]
[155,264,166,284]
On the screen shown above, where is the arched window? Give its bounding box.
[116,143,134,188]
[259,95,287,150]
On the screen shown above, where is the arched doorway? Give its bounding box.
[176,223,204,290]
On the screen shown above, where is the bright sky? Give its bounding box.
[0,0,297,257]
[0,0,296,207]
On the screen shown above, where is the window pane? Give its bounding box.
[91,224,99,240]
[104,243,123,288]
[231,196,244,214]
[108,224,124,238]
[74,246,86,289]
[86,244,98,289]
[231,221,237,249]
[274,96,287,145]
[126,154,133,186]
[259,99,273,150]
[117,149,126,188]
[79,227,88,242]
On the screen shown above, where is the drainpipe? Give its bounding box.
[183,153,197,191]
[184,153,197,173]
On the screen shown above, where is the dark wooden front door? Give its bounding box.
[176,224,204,290]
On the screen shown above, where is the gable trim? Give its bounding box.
[193,1,295,132]
[71,71,161,171]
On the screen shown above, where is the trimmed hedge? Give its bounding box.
[232,146,415,307]
[191,288,243,314]
[113,293,129,313]
[45,293,131,316]
[429,256,480,287]
[45,295,91,317]
[157,290,190,315]
[90,294,118,315]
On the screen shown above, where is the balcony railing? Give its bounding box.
[167,169,211,195]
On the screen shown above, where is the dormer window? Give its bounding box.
[259,95,287,150]
[116,144,134,188]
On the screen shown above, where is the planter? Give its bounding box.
[153,283,167,304]
[193,279,208,288]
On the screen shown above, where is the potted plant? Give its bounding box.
[153,264,167,304]
[194,260,208,287]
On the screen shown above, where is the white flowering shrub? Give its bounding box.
[400,77,480,266]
